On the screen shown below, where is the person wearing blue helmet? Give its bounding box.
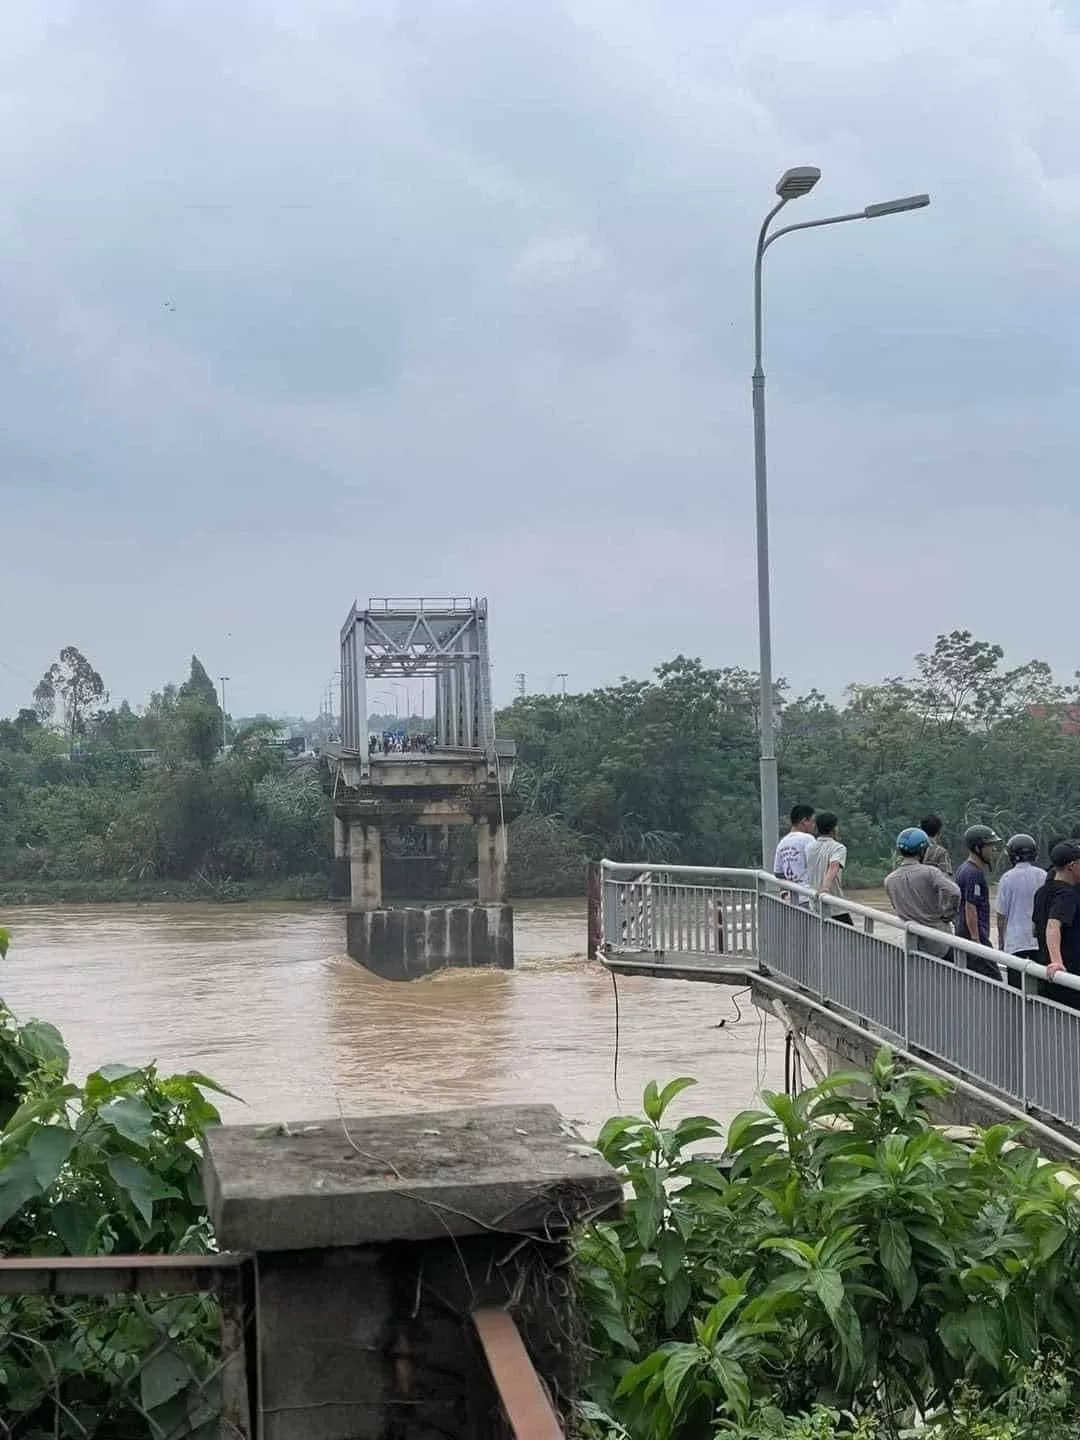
[884,826,961,959]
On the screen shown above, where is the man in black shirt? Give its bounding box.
[1032,840,1080,1010]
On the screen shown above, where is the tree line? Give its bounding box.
[4,630,1080,898]
[0,650,328,897]
[499,630,1080,889]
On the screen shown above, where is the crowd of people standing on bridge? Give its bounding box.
[368,730,435,756]
[773,804,1080,1009]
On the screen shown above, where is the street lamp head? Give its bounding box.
[863,193,930,218]
[775,166,821,200]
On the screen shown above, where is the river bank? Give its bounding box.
[0,874,333,905]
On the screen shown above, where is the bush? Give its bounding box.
[0,946,230,1434]
[506,813,588,896]
[578,1052,1080,1437]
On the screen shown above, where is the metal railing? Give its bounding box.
[599,860,1080,1139]
[600,864,759,963]
[0,1252,256,1438]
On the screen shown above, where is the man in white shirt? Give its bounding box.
[773,804,816,900]
[995,833,1044,990]
[805,811,852,924]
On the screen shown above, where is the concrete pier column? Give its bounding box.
[349,821,382,909]
[476,818,507,903]
[333,815,347,860]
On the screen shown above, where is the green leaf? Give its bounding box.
[674,1159,728,1190]
[595,1115,645,1158]
[95,1063,145,1083]
[597,1312,639,1355]
[98,1095,156,1148]
[614,1347,669,1399]
[17,1020,69,1074]
[632,1170,665,1249]
[812,1268,845,1323]
[939,1310,968,1358]
[140,1348,192,1412]
[656,1077,698,1116]
[656,1228,685,1282]
[177,1069,240,1100]
[672,1115,724,1147]
[27,1124,77,1189]
[52,1198,98,1254]
[0,1152,43,1229]
[661,1344,701,1414]
[107,1154,155,1225]
[965,1304,1004,1369]
[709,1354,751,1419]
[725,1109,775,1153]
[643,1081,662,1124]
[0,927,9,959]
[878,1217,914,1307]
[663,1268,693,1330]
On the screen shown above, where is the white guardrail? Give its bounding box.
[599,860,1080,1137]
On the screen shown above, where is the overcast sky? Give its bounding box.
[1,0,1078,719]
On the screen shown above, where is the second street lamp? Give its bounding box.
[752,171,930,867]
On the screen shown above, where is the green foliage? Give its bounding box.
[578,1051,1080,1437]
[0,949,230,1435]
[497,631,1080,887]
[0,650,331,890]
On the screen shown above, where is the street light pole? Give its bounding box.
[751,169,929,866]
[218,676,229,753]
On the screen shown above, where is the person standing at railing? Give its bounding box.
[994,834,1044,991]
[954,825,1003,980]
[773,803,816,904]
[920,813,953,877]
[1033,840,1080,1010]
[805,812,853,925]
[884,828,960,959]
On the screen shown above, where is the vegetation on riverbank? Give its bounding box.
[500,630,1080,885]
[5,629,1080,902]
[0,874,332,906]
[0,931,231,1433]
[577,1050,1080,1438]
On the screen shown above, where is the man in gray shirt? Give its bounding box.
[884,827,961,958]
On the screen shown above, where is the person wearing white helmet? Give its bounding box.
[994,834,1043,990]
[884,828,961,959]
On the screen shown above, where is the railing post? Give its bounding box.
[816,893,826,999]
[1021,962,1030,1113]
[902,927,914,1050]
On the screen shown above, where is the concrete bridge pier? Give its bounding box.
[349,822,383,910]
[476,817,507,905]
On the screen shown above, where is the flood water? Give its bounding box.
[0,899,796,1137]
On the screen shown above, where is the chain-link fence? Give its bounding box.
[0,1254,255,1439]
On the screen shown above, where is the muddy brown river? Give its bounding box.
[0,898,805,1137]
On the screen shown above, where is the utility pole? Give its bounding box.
[515,673,526,700]
[556,672,567,698]
[218,676,229,753]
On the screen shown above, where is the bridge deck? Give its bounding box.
[597,861,1080,1156]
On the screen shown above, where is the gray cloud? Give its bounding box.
[1,0,1079,720]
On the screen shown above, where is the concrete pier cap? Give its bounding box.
[204,1103,620,1252]
[203,1105,622,1439]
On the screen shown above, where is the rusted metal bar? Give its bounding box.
[0,1251,251,1295]
[471,1306,565,1439]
